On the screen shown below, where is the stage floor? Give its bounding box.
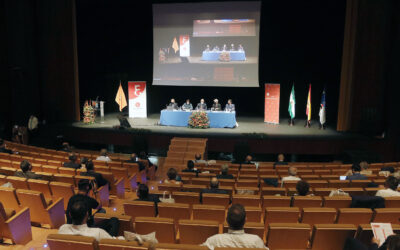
[72,113,345,138]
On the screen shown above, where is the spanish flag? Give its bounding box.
[115,81,127,112]
[306,84,312,121]
[172,37,179,53]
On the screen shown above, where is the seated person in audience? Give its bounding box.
[281,166,301,186]
[63,152,81,169]
[376,176,400,197]
[345,161,371,176]
[194,153,208,165]
[224,99,235,112]
[164,168,181,184]
[135,184,160,203]
[14,160,42,179]
[217,164,234,179]
[201,177,228,195]
[182,160,200,173]
[196,98,207,110]
[181,99,193,111]
[59,201,123,241]
[295,180,312,196]
[243,155,254,165]
[139,151,157,171]
[344,233,400,250]
[66,179,103,226]
[80,157,89,169]
[81,160,109,188]
[60,142,72,152]
[125,153,145,171]
[346,163,368,180]
[167,98,179,110]
[202,204,268,249]
[211,99,221,111]
[96,149,111,162]
[273,154,288,169]
[0,139,12,154]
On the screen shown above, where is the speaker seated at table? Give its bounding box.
[196,99,207,111]
[167,99,179,110]
[211,99,221,111]
[181,99,193,111]
[225,99,235,112]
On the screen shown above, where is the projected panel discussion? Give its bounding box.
[153,1,260,87]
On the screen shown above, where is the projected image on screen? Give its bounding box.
[153,1,261,87]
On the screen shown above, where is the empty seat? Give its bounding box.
[372,208,400,224]
[0,167,16,176]
[110,167,137,191]
[262,195,291,208]
[42,165,59,174]
[6,176,29,189]
[328,180,350,188]
[182,184,206,193]
[261,187,286,196]
[156,243,208,250]
[172,192,200,206]
[192,204,226,223]
[313,188,335,197]
[384,197,400,208]
[264,207,300,225]
[232,194,260,207]
[292,196,323,209]
[0,202,32,244]
[158,183,182,193]
[0,187,20,211]
[47,234,97,250]
[16,189,65,228]
[178,219,219,245]
[97,172,125,198]
[158,202,190,224]
[245,206,262,223]
[135,217,175,243]
[301,207,337,226]
[53,174,75,185]
[323,196,352,208]
[308,180,329,188]
[28,179,52,199]
[266,223,311,249]
[336,208,373,224]
[50,182,75,210]
[310,224,356,250]
[236,179,259,188]
[202,193,230,207]
[340,188,364,196]
[98,239,149,250]
[123,201,156,221]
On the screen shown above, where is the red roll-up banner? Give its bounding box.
[264,83,280,124]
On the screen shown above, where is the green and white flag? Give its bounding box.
[288,84,296,119]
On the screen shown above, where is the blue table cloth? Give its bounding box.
[160,110,236,128]
[202,51,246,61]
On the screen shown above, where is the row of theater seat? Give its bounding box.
[46,221,400,250]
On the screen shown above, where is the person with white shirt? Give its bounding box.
[376,176,400,197]
[96,149,111,162]
[202,204,268,250]
[59,201,123,241]
[281,166,301,187]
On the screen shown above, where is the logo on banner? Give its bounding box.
[129,84,146,99]
[128,81,147,118]
[135,102,141,107]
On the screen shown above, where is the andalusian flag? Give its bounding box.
[288,84,296,119]
[172,37,179,53]
[319,88,326,125]
[306,84,312,121]
[115,81,127,112]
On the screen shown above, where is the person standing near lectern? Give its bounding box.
[196,98,207,111]
[225,99,235,112]
[181,99,193,111]
[211,99,221,111]
[167,98,179,110]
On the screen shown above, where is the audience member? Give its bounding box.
[202,177,228,195]
[80,157,89,169]
[346,163,368,180]
[281,166,301,186]
[202,204,268,249]
[182,160,199,173]
[194,154,208,165]
[96,149,111,162]
[0,139,12,154]
[164,168,181,184]
[135,184,160,216]
[344,234,400,250]
[139,151,157,171]
[14,160,42,179]
[59,201,122,241]
[60,142,72,152]
[296,180,311,196]
[376,176,400,197]
[81,160,109,188]
[66,179,103,226]
[125,153,145,171]
[243,155,254,165]
[359,161,372,175]
[273,154,288,169]
[63,152,81,169]
[216,164,234,179]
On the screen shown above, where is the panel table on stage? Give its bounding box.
[159,110,236,128]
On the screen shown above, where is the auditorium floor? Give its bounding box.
[72,113,345,138]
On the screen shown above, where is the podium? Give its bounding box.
[264,83,280,124]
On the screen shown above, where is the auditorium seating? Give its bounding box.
[0,202,32,244]
[134,217,175,243]
[47,234,98,250]
[178,219,219,244]
[372,208,400,224]
[123,201,156,220]
[0,187,21,211]
[266,223,311,249]
[309,224,356,250]
[192,204,226,223]
[94,213,134,236]
[158,202,191,226]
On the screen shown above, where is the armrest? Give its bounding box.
[46,197,65,228]
[97,183,110,207]
[5,207,33,244]
[128,173,137,191]
[114,178,125,199]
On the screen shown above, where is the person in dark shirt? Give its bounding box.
[135,184,160,216]
[66,179,102,226]
[139,151,157,171]
[216,164,234,179]
[60,142,72,152]
[125,153,145,171]
[296,180,310,196]
[182,160,200,173]
[81,160,109,188]
[63,152,81,169]
[0,139,12,154]
[14,160,42,179]
[273,154,288,169]
[346,163,368,181]
[200,177,228,203]
[243,155,254,165]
